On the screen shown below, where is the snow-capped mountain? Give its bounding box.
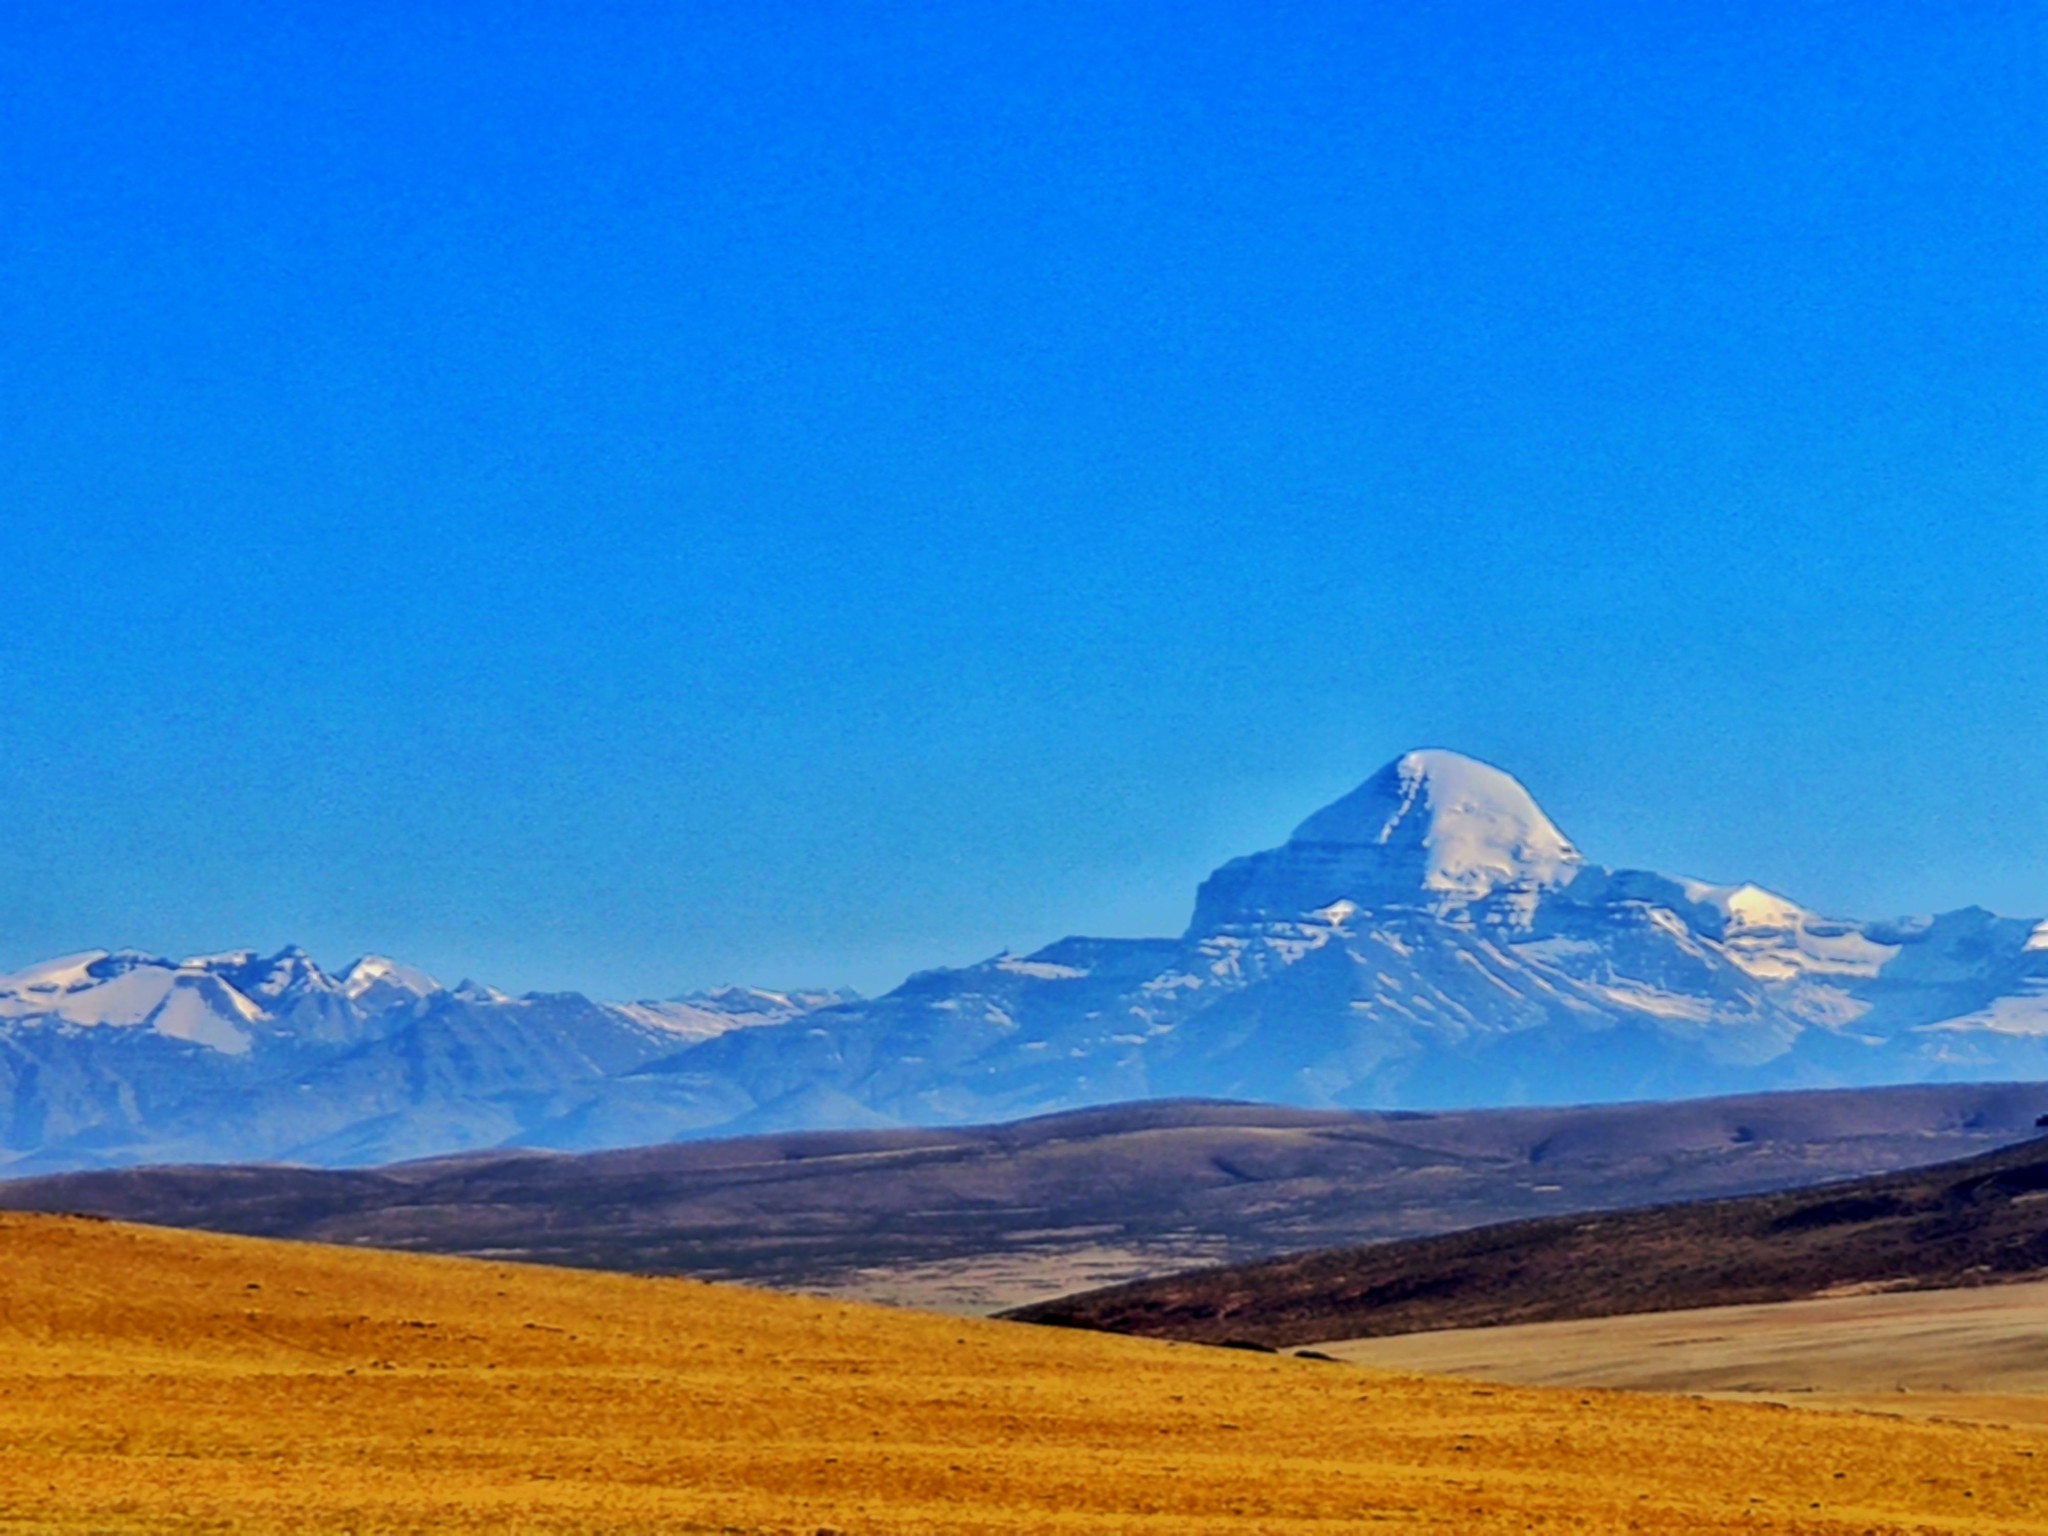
[670,749,2048,1122]
[1196,749,1586,926]
[7,748,2048,1173]
[0,949,848,1171]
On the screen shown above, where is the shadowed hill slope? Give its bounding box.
[1006,1127,2048,1347]
[8,1082,2048,1310]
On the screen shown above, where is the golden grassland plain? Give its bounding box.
[7,1216,2048,1534]
[1323,1278,2048,1426]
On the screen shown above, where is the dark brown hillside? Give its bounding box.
[8,1083,2048,1311]
[1003,1129,2048,1347]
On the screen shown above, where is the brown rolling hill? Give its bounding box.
[1004,1126,2048,1348]
[13,1209,2048,1533]
[6,1083,2048,1311]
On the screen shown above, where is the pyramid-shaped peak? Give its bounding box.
[1288,750,1583,900]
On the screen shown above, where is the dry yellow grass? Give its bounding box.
[1320,1278,2048,1426]
[6,1213,2048,1533]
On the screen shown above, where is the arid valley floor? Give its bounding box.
[1322,1277,2048,1427]
[7,1212,2048,1533]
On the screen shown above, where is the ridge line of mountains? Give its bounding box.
[7,747,2048,1175]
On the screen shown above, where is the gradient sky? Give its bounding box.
[2,3,2044,998]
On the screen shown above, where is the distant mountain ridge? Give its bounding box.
[0,946,851,1171]
[7,748,2048,1172]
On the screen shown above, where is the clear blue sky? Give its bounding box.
[2,3,2043,997]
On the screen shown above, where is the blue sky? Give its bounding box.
[2,3,2043,996]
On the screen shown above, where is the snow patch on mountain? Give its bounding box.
[148,975,262,1054]
[1917,979,2048,1038]
[607,986,854,1043]
[996,958,1090,980]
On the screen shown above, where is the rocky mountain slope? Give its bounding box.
[7,748,2048,1171]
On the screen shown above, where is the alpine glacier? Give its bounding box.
[6,748,2048,1172]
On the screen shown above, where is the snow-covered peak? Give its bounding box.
[1680,881,1810,933]
[0,943,441,1051]
[0,950,118,998]
[1289,750,1584,902]
[1661,878,1900,982]
[339,955,442,1002]
[1188,750,1585,930]
[206,946,339,1002]
[0,948,266,1051]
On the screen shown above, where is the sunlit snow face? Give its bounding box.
[1285,749,1583,903]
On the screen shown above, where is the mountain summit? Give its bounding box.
[1291,750,1581,893]
[1191,750,1583,929]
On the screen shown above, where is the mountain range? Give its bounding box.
[0,948,851,1171]
[6,747,2048,1173]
